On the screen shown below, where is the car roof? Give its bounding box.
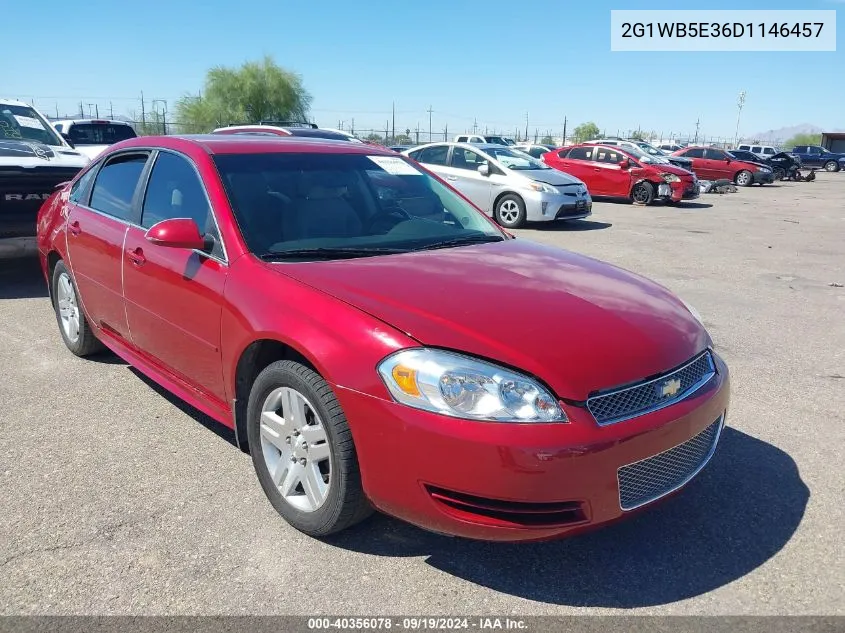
[109,134,397,156]
[0,98,32,107]
[53,118,132,125]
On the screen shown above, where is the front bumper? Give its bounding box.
[658,180,700,202]
[337,352,730,542]
[753,171,774,184]
[523,189,592,222]
[0,236,38,258]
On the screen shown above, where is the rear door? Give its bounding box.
[122,150,228,401]
[679,147,706,178]
[704,148,732,179]
[547,147,594,189]
[443,146,494,212]
[66,151,150,340]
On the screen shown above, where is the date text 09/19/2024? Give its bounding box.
[307,617,528,630]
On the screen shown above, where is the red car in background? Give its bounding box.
[36,134,729,542]
[671,146,774,186]
[543,144,699,205]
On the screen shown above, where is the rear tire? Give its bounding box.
[247,360,372,537]
[823,160,839,172]
[494,194,527,229]
[735,170,754,187]
[51,260,103,357]
[631,181,655,205]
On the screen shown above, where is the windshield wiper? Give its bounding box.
[414,235,505,252]
[260,247,408,260]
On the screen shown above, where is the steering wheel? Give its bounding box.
[365,205,412,233]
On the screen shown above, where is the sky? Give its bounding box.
[2,0,843,140]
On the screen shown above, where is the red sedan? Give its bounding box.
[543,143,699,205]
[671,146,774,186]
[37,135,729,542]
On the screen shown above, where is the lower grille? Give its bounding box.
[618,415,723,511]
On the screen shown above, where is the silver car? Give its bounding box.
[403,143,591,228]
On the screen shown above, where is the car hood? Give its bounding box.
[517,168,584,187]
[0,139,89,167]
[646,162,695,177]
[272,239,709,399]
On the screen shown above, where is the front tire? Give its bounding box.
[247,360,372,537]
[824,160,839,172]
[735,170,754,187]
[494,194,526,229]
[631,181,655,205]
[773,167,785,181]
[51,260,102,357]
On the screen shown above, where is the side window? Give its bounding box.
[528,147,548,159]
[450,148,486,170]
[809,146,821,154]
[684,148,705,158]
[456,136,468,143]
[565,147,593,161]
[69,165,99,204]
[415,145,449,166]
[89,153,149,221]
[53,123,63,133]
[594,148,622,164]
[141,152,224,259]
[751,146,762,153]
[706,149,728,160]
[763,147,775,155]
[738,144,750,151]
[793,146,806,153]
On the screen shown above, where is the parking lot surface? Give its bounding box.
[1,175,843,615]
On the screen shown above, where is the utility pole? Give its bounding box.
[444,124,448,142]
[693,118,700,144]
[351,118,355,136]
[55,103,59,118]
[472,118,478,134]
[391,101,395,144]
[427,105,433,143]
[95,104,99,118]
[562,116,567,145]
[87,104,94,117]
[524,112,529,141]
[734,91,746,146]
[140,91,145,126]
[110,102,114,119]
[415,124,420,145]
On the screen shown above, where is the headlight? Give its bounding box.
[527,181,559,194]
[377,348,566,422]
[680,298,704,325]
[759,167,771,173]
[661,173,681,183]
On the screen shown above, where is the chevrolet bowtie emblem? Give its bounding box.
[658,378,682,398]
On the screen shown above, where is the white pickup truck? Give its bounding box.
[0,99,89,257]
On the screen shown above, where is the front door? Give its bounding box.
[442,146,494,213]
[590,147,632,197]
[122,150,228,401]
[66,151,150,340]
[704,148,732,179]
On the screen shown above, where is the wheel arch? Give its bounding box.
[232,337,320,454]
[46,250,62,305]
[492,190,524,213]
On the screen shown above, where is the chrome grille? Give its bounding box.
[618,415,723,511]
[587,351,716,425]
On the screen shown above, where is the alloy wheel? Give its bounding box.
[56,272,81,343]
[499,200,520,225]
[259,387,332,513]
[737,171,752,186]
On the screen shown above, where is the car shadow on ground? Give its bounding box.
[531,220,612,232]
[0,256,49,299]
[672,202,714,209]
[324,427,808,608]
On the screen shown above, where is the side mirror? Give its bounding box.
[618,159,630,169]
[61,133,75,149]
[478,162,491,177]
[145,218,210,251]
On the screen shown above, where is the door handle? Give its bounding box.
[127,247,146,266]
[68,221,81,236]
[445,175,458,181]
[593,168,601,172]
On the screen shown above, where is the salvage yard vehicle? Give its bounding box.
[36,134,729,541]
[404,142,591,228]
[672,146,773,186]
[790,145,844,172]
[0,98,89,258]
[543,143,699,205]
[453,134,511,146]
[513,143,556,159]
[588,138,694,171]
[728,149,800,181]
[736,143,779,161]
[51,118,138,160]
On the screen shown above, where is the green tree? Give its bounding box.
[783,132,822,148]
[365,133,383,143]
[175,56,312,133]
[541,135,555,145]
[391,134,413,145]
[572,122,600,143]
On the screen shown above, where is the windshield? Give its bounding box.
[614,144,655,163]
[485,136,509,145]
[0,104,64,146]
[66,122,137,145]
[635,141,665,155]
[483,147,551,170]
[213,152,505,260]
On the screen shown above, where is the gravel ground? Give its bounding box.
[0,173,843,615]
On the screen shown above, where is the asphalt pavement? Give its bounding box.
[1,174,843,615]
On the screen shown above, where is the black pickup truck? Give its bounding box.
[1,100,88,257]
